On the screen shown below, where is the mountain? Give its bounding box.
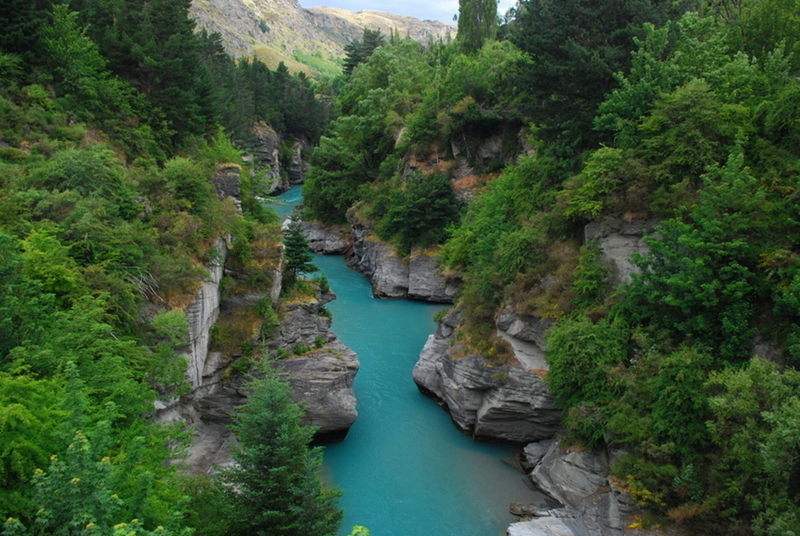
[190,0,456,77]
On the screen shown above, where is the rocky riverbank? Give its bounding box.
[412,309,561,443]
[153,164,358,475]
[300,219,458,303]
[507,440,667,536]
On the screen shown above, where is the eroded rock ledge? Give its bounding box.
[158,286,358,475]
[508,441,661,536]
[412,309,561,443]
[272,291,360,442]
[300,219,458,303]
[348,223,457,302]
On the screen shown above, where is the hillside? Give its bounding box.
[190,0,455,77]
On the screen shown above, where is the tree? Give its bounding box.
[223,368,342,536]
[283,214,318,287]
[623,152,767,361]
[509,0,676,156]
[375,172,462,254]
[343,29,385,76]
[456,0,498,54]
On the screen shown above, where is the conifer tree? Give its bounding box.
[283,214,318,287]
[224,368,342,536]
[456,0,498,54]
[342,28,385,75]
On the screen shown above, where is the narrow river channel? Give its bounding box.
[267,188,539,536]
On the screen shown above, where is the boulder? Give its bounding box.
[413,309,561,443]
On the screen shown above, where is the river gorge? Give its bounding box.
[268,188,545,536]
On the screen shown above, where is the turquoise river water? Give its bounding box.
[267,188,537,536]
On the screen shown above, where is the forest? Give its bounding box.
[0,0,342,535]
[304,0,800,534]
[1,0,799,534]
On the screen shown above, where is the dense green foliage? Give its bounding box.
[303,1,800,533]
[0,1,341,533]
[456,0,498,54]
[343,29,386,76]
[221,368,343,536]
[283,214,319,288]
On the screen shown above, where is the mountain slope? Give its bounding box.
[190,0,455,77]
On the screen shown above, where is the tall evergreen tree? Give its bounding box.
[456,0,498,54]
[342,29,386,75]
[283,214,318,287]
[224,368,342,536]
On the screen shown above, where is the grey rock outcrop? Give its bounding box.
[584,217,658,286]
[531,443,610,510]
[348,224,456,302]
[211,163,243,213]
[508,441,657,536]
[157,233,358,473]
[412,309,560,442]
[287,139,310,184]
[302,220,351,255]
[270,291,359,440]
[183,238,228,389]
[243,122,283,193]
[497,307,553,351]
[273,339,359,439]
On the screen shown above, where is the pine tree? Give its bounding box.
[224,368,342,536]
[342,28,385,75]
[283,214,318,287]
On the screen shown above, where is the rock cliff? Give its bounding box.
[348,223,457,302]
[302,220,350,255]
[412,309,561,443]
[241,122,310,195]
[156,167,358,474]
[271,291,360,441]
[584,216,659,287]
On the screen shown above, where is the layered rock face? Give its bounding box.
[241,123,310,195]
[412,309,561,443]
[508,441,658,536]
[349,224,457,302]
[302,220,350,255]
[156,166,358,474]
[271,291,360,441]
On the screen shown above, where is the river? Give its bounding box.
[267,188,539,536]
